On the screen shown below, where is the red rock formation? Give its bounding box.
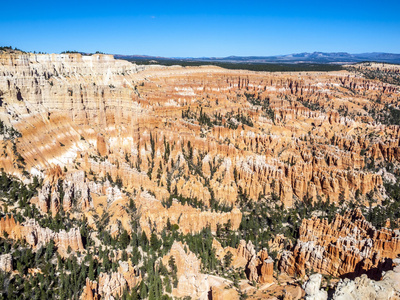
[0,214,19,235]
[81,261,141,300]
[259,250,274,284]
[279,209,400,279]
[162,241,210,299]
[1,52,396,211]
[0,215,84,252]
[35,170,94,216]
[162,241,240,299]
[1,51,400,300]
[98,272,127,298]
[118,261,141,290]
[96,134,108,156]
[210,286,239,300]
[244,246,274,284]
[82,278,97,300]
[214,239,274,284]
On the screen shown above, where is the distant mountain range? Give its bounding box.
[115,52,400,64]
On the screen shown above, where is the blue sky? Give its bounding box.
[1,0,399,57]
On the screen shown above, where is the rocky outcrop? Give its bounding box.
[0,254,12,272]
[82,278,98,300]
[210,285,239,300]
[332,259,400,299]
[162,241,239,299]
[213,239,274,284]
[241,241,274,284]
[162,241,209,299]
[81,261,141,300]
[268,234,293,253]
[0,214,18,235]
[96,134,108,157]
[333,274,396,300]
[1,51,400,300]
[98,272,127,299]
[212,239,243,268]
[118,261,141,290]
[259,254,274,284]
[137,191,242,236]
[162,241,201,278]
[0,51,395,211]
[34,170,94,216]
[280,209,400,279]
[302,274,328,300]
[0,215,84,252]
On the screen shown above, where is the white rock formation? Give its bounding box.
[0,254,12,272]
[302,274,328,300]
[333,271,400,300]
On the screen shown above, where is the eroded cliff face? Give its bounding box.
[279,209,400,279]
[161,241,239,299]
[0,254,12,272]
[1,52,398,214]
[81,261,141,300]
[0,215,84,252]
[137,191,242,236]
[212,239,274,284]
[0,53,400,299]
[332,260,400,300]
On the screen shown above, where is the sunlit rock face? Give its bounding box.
[0,52,399,237]
[279,209,400,279]
[162,241,239,299]
[0,253,12,272]
[332,263,400,300]
[1,53,398,206]
[0,52,400,299]
[0,215,84,252]
[82,261,141,300]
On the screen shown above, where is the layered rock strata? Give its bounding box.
[0,215,84,251]
[280,209,400,279]
[0,52,398,213]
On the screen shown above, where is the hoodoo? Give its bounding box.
[0,49,399,299]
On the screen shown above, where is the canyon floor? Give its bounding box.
[0,51,400,299]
